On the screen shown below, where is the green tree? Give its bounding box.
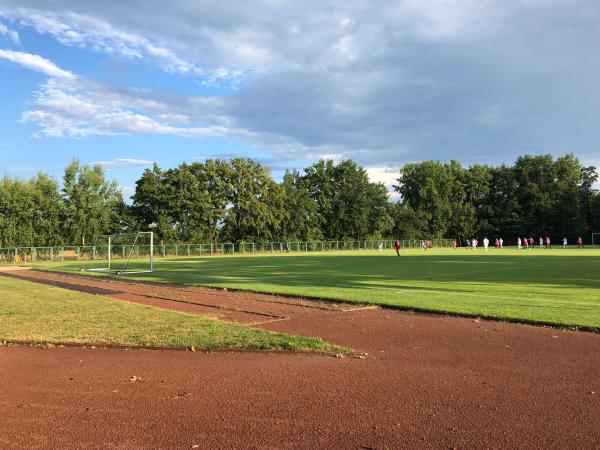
[303,160,390,240]
[0,174,62,247]
[387,203,428,240]
[396,161,453,237]
[132,164,177,242]
[281,170,322,241]
[222,158,283,242]
[62,160,125,246]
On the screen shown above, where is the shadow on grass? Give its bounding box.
[53,252,600,291]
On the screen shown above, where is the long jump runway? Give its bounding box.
[1,269,599,449]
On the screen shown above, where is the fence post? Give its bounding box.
[187,244,190,257]
[61,247,64,262]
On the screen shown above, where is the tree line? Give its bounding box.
[1,154,599,247]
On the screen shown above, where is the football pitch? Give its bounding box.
[44,247,600,330]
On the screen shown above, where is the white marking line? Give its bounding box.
[340,305,379,312]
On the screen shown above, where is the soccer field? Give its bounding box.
[42,247,600,330]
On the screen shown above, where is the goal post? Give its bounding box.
[82,231,154,274]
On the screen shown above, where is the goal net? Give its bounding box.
[82,232,154,274]
[592,233,600,247]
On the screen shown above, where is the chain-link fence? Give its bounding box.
[0,238,453,264]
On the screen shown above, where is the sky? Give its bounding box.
[1,0,599,199]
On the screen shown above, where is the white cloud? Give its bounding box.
[0,22,20,44]
[20,77,234,138]
[92,158,155,169]
[119,185,136,198]
[0,48,74,78]
[6,9,243,86]
[2,0,600,168]
[366,166,399,187]
[366,166,401,200]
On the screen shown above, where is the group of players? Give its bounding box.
[389,235,585,256]
[462,235,585,251]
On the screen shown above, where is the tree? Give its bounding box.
[222,158,284,242]
[395,161,453,237]
[189,159,231,243]
[132,164,177,242]
[0,174,63,247]
[387,203,428,240]
[303,160,390,240]
[578,164,598,238]
[480,165,522,239]
[512,154,555,236]
[62,160,125,246]
[280,170,322,241]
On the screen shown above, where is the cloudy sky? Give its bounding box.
[0,0,599,197]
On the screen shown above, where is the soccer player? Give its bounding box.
[378,241,384,253]
[545,236,551,249]
[529,237,534,249]
[466,238,471,248]
[539,236,544,248]
[472,238,478,250]
[563,237,568,248]
[394,239,401,256]
[577,236,584,248]
[523,237,529,250]
[483,237,490,252]
[499,237,504,249]
[517,237,522,250]
[451,239,457,250]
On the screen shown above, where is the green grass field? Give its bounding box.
[41,247,600,330]
[0,276,339,353]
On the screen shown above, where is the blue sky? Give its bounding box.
[1,0,600,198]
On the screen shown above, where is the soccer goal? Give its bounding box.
[82,232,154,274]
[592,233,600,247]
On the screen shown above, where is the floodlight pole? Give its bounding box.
[108,235,112,270]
